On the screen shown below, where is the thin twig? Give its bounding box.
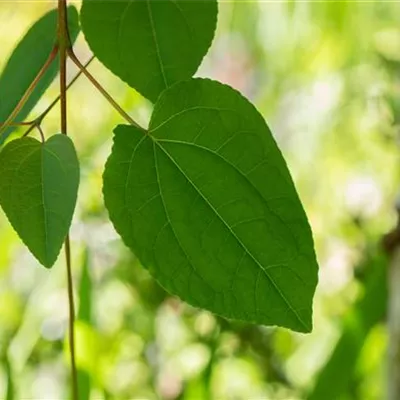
[58,0,78,399]
[67,49,142,129]
[23,56,96,138]
[0,45,58,137]
[64,235,78,400]
[23,123,38,138]
[0,121,33,128]
[36,124,45,143]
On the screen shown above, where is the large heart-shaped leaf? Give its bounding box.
[0,6,80,144]
[103,79,318,332]
[0,135,80,268]
[80,0,218,102]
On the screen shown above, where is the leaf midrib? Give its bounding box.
[153,140,206,286]
[154,137,300,253]
[150,136,309,331]
[40,146,50,265]
[146,0,168,88]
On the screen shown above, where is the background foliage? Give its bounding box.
[0,1,398,398]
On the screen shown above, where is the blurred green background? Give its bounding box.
[0,1,399,399]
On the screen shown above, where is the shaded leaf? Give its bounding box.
[103,78,318,332]
[0,135,80,268]
[0,6,80,144]
[80,0,218,102]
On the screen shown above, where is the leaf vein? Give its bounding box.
[153,140,308,330]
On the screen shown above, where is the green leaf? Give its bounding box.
[0,135,80,268]
[103,78,318,332]
[0,6,80,144]
[80,0,218,102]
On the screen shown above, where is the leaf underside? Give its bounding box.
[0,135,80,268]
[0,6,80,145]
[80,0,218,102]
[103,78,318,332]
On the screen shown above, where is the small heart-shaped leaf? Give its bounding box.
[0,135,80,268]
[80,0,218,102]
[103,79,318,332]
